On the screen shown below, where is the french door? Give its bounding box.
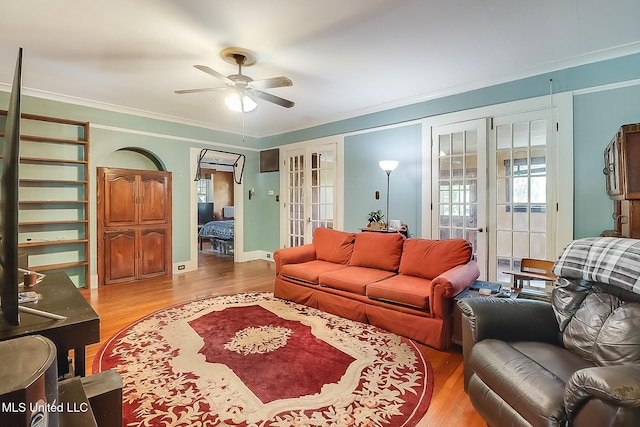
[489,111,555,284]
[283,143,337,247]
[432,120,488,278]
[432,110,557,284]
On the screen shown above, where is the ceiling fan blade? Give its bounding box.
[174,87,229,94]
[194,65,234,85]
[250,76,293,90]
[250,89,295,108]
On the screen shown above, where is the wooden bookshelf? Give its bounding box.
[0,111,90,287]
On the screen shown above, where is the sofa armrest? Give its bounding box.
[274,244,316,274]
[565,366,640,416]
[430,261,480,319]
[433,261,481,298]
[457,298,560,344]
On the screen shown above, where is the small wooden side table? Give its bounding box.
[357,224,408,237]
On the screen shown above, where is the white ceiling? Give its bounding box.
[2,0,640,137]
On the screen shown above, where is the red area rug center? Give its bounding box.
[188,305,356,403]
[94,293,433,426]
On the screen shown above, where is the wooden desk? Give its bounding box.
[0,272,100,377]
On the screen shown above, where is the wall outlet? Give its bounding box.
[178,264,185,270]
[266,253,272,259]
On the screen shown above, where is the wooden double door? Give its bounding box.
[97,168,172,286]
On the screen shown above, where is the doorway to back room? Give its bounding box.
[196,163,236,259]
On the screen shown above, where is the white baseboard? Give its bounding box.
[235,250,275,263]
[89,274,98,289]
[89,251,273,288]
[172,258,198,274]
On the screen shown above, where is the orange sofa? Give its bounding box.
[273,227,480,350]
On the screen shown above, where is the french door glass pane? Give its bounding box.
[495,119,548,283]
[310,150,334,234]
[287,153,305,247]
[531,120,547,146]
[438,129,479,260]
[285,145,336,247]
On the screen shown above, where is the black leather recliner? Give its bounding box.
[459,237,640,426]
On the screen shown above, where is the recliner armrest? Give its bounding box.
[565,365,640,415]
[458,298,560,344]
[273,244,317,274]
[459,297,562,392]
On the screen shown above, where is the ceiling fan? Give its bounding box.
[175,47,294,111]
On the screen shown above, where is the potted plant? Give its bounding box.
[366,210,385,230]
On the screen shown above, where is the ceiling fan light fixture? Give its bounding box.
[225,92,257,112]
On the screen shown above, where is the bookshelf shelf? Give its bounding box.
[19,239,89,248]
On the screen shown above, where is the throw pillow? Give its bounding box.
[313,227,356,265]
[349,232,405,272]
[399,238,472,280]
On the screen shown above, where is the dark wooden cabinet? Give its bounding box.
[604,123,640,200]
[98,168,172,285]
[604,124,640,239]
[102,171,170,226]
[103,230,136,284]
[616,200,640,239]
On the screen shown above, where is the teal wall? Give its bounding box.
[261,53,640,148]
[573,84,640,237]
[0,92,265,281]
[3,51,640,279]
[89,126,194,264]
[264,52,640,241]
[250,169,281,251]
[344,125,422,235]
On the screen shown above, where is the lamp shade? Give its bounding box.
[225,93,257,112]
[379,160,398,173]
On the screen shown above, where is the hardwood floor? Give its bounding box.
[80,248,485,426]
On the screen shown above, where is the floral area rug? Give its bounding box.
[93,292,433,426]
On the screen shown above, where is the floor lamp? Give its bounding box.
[379,160,398,230]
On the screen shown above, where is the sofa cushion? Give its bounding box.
[281,260,348,285]
[320,266,396,295]
[349,232,404,272]
[563,292,640,366]
[399,238,472,280]
[366,274,431,310]
[313,227,356,265]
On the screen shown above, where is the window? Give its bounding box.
[197,175,213,203]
